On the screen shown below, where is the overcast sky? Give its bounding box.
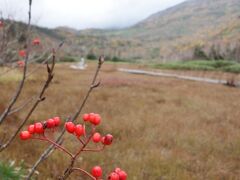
[0,0,186,29]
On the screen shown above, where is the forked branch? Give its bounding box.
[0,50,56,152]
[26,56,105,180]
[0,0,32,125]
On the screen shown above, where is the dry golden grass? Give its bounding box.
[0,62,240,180]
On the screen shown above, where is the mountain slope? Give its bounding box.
[21,0,240,62]
[124,0,240,40]
[72,0,240,61]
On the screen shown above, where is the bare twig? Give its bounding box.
[58,57,105,180]
[26,142,60,179]
[58,126,96,180]
[31,136,73,158]
[0,0,32,125]
[0,50,56,152]
[8,96,35,115]
[26,119,68,180]
[0,50,52,78]
[26,41,64,77]
[77,137,85,145]
[44,139,64,160]
[72,56,104,121]
[82,146,105,152]
[71,168,96,180]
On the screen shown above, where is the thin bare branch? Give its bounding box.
[26,122,67,180]
[0,0,32,125]
[0,51,56,152]
[58,126,96,180]
[8,96,35,115]
[71,168,96,180]
[82,146,105,152]
[77,137,85,145]
[44,139,64,160]
[31,136,73,158]
[26,42,64,77]
[26,142,60,180]
[72,55,104,121]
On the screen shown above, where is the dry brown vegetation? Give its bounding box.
[0,62,240,179]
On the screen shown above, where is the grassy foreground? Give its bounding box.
[0,62,240,179]
[153,60,240,73]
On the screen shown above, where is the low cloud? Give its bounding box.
[0,0,186,29]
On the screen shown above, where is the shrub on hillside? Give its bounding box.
[60,56,78,62]
[87,53,97,60]
[193,46,209,60]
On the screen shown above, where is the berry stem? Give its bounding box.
[44,136,74,158]
[31,136,73,158]
[58,127,96,179]
[77,137,85,145]
[71,167,96,180]
[82,145,105,152]
[74,126,96,157]
[83,124,87,139]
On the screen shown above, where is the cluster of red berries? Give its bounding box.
[17,42,26,67]
[32,38,40,45]
[20,113,123,178]
[83,113,101,125]
[65,122,85,136]
[91,166,127,180]
[17,38,40,67]
[18,38,40,58]
[17,60,25,68]
[20,117,61,140]
[108,168,127,180]
[64,113,113,145]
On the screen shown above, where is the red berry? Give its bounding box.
[17,60,25,68]
[91,166,102,178]
[20,131,31,140]
[91,114,101,126]
[83,114,89,121]
[0,20,3,27]
[92,132,101,143]
[65,122,75,133]
[102,134,113,145]
[108,172,119,180]
[47,119,55,128]
[34,122,44,134]
[75,124,85,137]
[118,170,127,180]
[18,50,26,57]
[28,124,35,134]
[32,38,40,45]
[53,117,61,126]
[89,113,95,122]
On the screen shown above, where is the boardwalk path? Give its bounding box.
[118,68,229,85]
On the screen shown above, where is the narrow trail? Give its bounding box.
[118,68,237,85]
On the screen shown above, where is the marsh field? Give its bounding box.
[0,62,240,179]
